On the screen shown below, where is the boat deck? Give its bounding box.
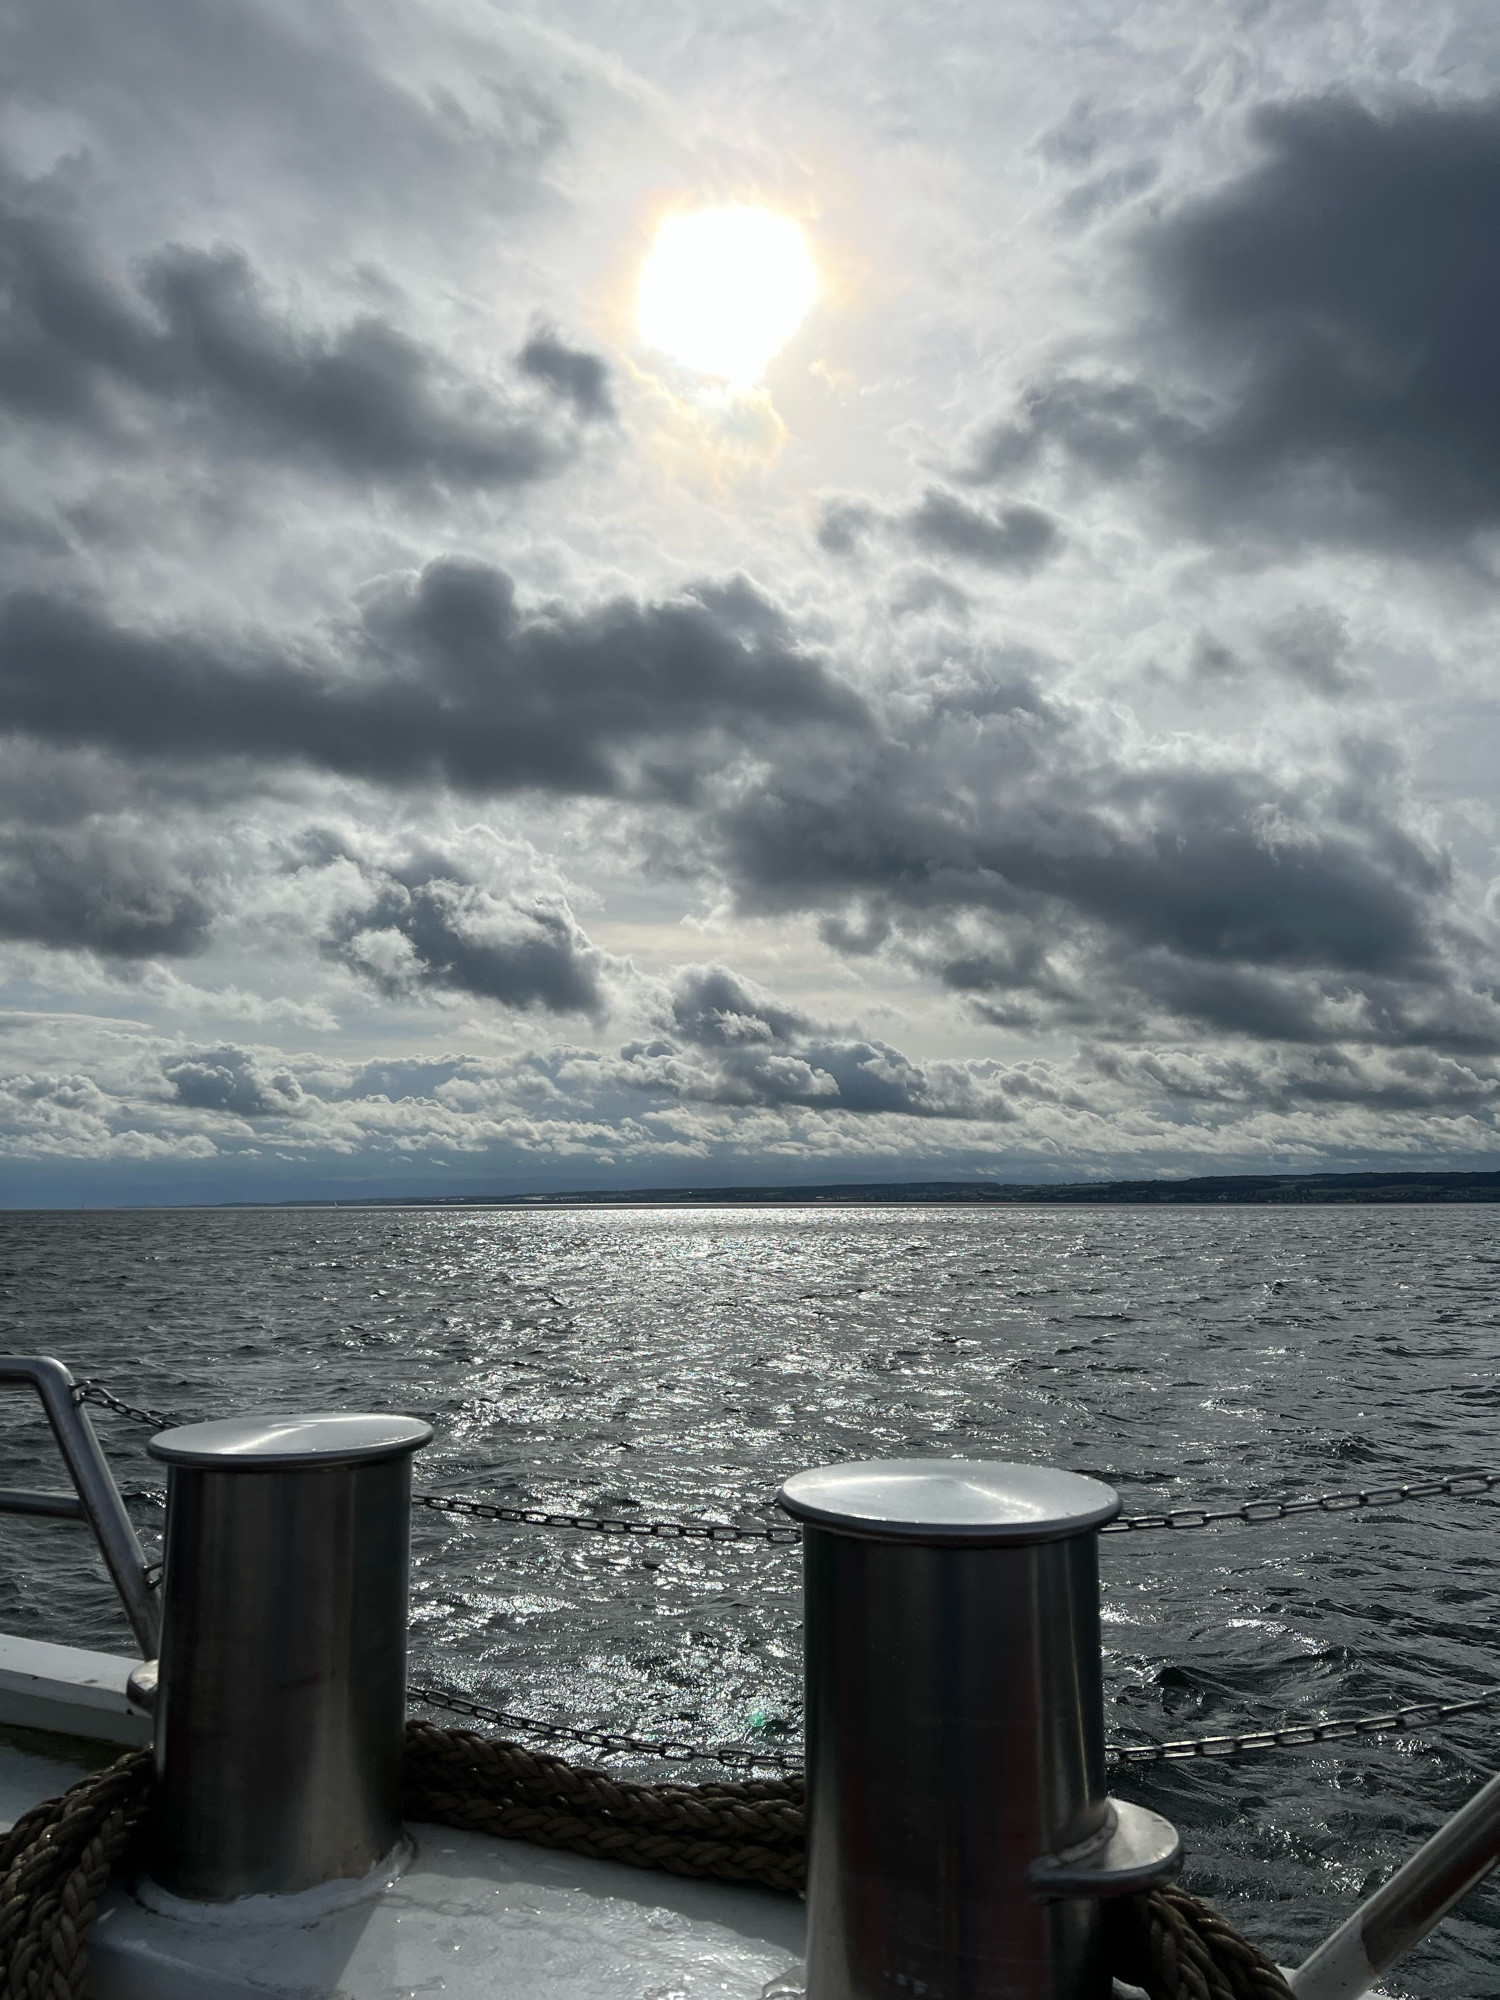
[0,1635,1358,2000]
[0,1636,804,2000]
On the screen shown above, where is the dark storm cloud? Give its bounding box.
[697,660,1486,1051]
[163,1046,303,1117]
[340,1056,475,1102]
[0,563,869,799]
[905,492,1060,571]
[329,858,606,1016]
[0,830,211,957]
[0,552,1476,1060]
[517,327,613,419]
[0,174,583,488]
[670,963,806,1047]
[970,93,1500,550]
[965,377,1184,486]
[816,490,1061,572]
[141,247,567,486]
[1106,952,1500,1056]
[618,964,1020,1119]
[717,759,1440,977]
[1094,1043,1500,1119]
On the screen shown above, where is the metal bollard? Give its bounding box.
[779,1460,1181,2000]
[145,1412,432,1902]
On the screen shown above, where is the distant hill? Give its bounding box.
[289,1168,1500,1208]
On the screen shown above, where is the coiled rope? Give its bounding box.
[1109,1885,1293,2000]
[0,1749,150,2000]
[404,1721,805,1890]
[2,1730,1292,2000]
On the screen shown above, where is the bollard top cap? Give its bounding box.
[148,1412,433,1469]
[777,1459,1120,1544]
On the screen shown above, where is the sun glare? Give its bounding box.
[637,206,818,388]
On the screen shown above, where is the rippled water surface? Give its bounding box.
[1,1203,1497,1993]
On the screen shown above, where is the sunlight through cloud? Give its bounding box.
[637,206,818,389]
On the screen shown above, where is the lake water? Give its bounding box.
[1,1203,1496,1993]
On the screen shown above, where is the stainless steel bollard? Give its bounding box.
[146,1412,432,1902]
[779,1460,1180,2000]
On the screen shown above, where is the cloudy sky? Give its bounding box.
[4,0,1500,1200]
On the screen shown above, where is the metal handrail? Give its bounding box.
[1289,1764,1500,2000]
[0,1356,160,1653]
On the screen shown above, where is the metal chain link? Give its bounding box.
[72,1380,798,1541]
[1107,1687,1500,1765]
[60,1378,1500,1779]
[418,1469,1500,1545]
[71,1376,1500,1542]
[411,1681,1500,1775]
[408,1683,805,1771]
[73,1381,187,1431]
[415,1490,800,1544]
[1102,1468,1500,1533]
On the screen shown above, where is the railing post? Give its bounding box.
[144,1412,431,1903]
[1288,1765,1500,2000]
[0,1355,160,1655]
[779,1459,1180,2000]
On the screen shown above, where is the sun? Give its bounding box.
[637,206,818,389]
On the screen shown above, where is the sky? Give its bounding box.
[4,0,1500,1201]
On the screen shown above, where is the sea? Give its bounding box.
[0,1202,1496,1994]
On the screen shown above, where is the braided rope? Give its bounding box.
[0,1750,151,2000]
[2,1733,1295,2000]
[1108,1883,1293,2000]
[403,1721,805,1892]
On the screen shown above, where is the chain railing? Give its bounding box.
[408,1683,805,1771]
[413,1490,799,1542]
[409,1681,1500,1775]
[70,1372,1500,1781]
[1107,1687,1500,1765]
[1100,1469,1500,1533]
[72,1377,1500,1545]
[73,1381,187,1430]
[418,1471,1500,1542]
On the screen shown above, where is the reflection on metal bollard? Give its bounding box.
[779,1460,1180,2000]
[145,1411,432,1903]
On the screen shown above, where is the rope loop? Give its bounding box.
[1108,1883,1293,2000]
[0,1748,151,2000]
[1,1739,1297,2000]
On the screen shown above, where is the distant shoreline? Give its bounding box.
[225,1168,1500,1209]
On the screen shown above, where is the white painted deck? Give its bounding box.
[0,1718,1165,2000]
[88,1824,805,2000]
[0,1637,804,2000]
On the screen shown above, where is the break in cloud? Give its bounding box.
[1,0,1500,1199]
